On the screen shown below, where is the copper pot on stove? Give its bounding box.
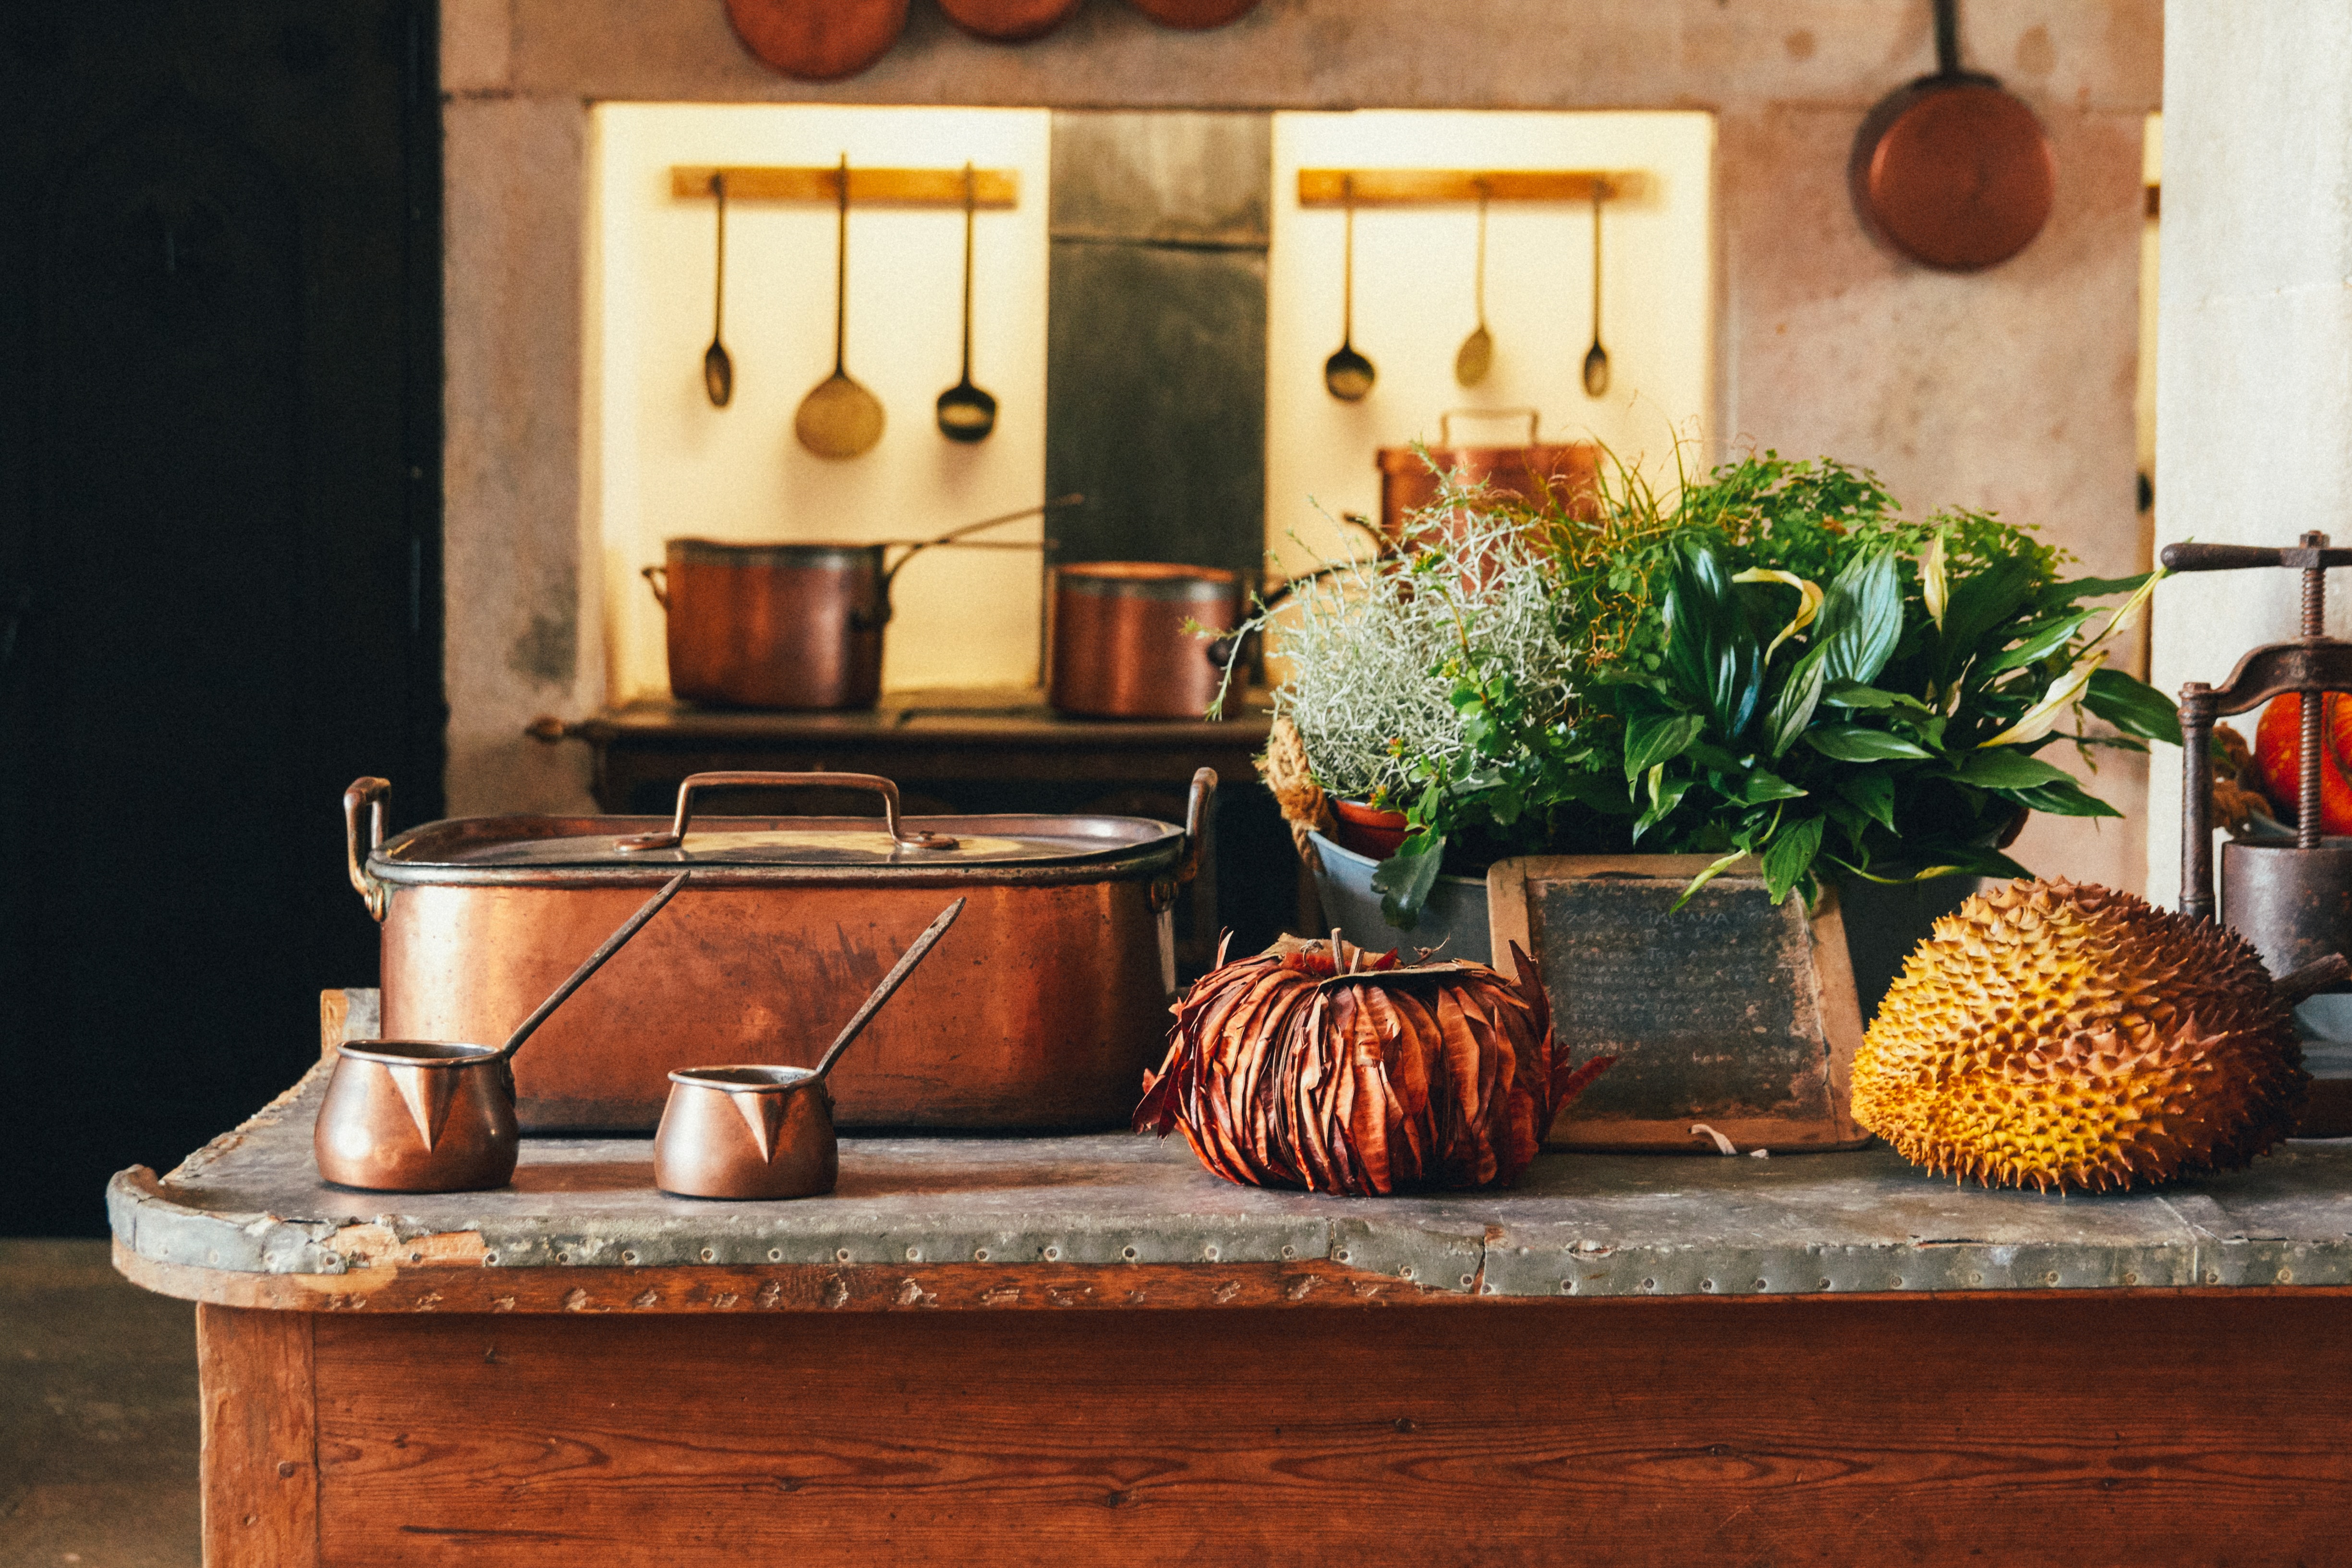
[643,495,1079,711]
[1378,409,1599,538]
[1047,561,1242,720]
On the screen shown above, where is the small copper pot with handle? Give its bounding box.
[315,872,691,1193]
[656,897,964,1199]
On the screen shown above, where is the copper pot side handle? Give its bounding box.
[343,777,391,922]
[641,564,669,612]
[1177,767,1217,885]
[615,771,958,854]
[1437,407,1540,448]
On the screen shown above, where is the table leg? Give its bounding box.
[198,1304,318,1566]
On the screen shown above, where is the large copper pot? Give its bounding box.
[642,496,1076,711]
[1047,562,1242,720]
[344,769,1212,1133]
[1377,410,1599,538]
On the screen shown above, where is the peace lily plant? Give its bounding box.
[1244,453,2176,927]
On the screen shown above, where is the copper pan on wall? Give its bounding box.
[725,0,909,81]
[938,0,1084,42]
[1849,0,2053,272]
[1126,0,1261,28]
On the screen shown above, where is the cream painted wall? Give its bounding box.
[589,104,1051,700]
[1263,112,1714,577]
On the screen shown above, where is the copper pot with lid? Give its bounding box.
[345,766,1215,1133]
[1047,561,1243,721]
[643,495,1079,711]
[1377,409,1599,539]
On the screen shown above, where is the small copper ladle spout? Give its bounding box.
[314,872,691,1193]
[655,897,965,1200]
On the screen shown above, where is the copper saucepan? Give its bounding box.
[643,495,1082,711]
[314,872,691,1193]
[655,896,966,1200]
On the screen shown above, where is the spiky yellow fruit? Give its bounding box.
[1853,879,2309,1192]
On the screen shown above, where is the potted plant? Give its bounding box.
[1237,453,2175,998]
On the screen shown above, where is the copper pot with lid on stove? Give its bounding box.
[343,765,1214,1133]
[1047,561,1243,721]
[1377,409,1599,539]
[643,495,1079,711]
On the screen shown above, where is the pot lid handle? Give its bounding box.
[1437,407,1540,448]
[615,771,959,855]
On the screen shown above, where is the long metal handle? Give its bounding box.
[810,897,966,1083]
[343,777,391,922]
[1438,408,1540,448]
[495,870,691,1064]
[615,771,958,854]
[2159,542,2352,572]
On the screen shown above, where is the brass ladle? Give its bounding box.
[936,163,997,443]
[703,172,733,408]
[1582,180,1611,399]
[1454,181,1492,387]
[795,154,886,459]
[1323,175,1375,402]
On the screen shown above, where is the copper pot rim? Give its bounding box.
[667,1064,824,1094]
[337,1039,504,1068]
[664,538,885,568]
[1055,561,1241,603]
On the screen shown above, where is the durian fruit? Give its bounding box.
[1853,878,2313,1193]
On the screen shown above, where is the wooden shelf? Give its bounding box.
[1297,168,1650,207]
[669,164,1018,207]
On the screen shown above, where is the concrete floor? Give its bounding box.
[0,1242,198,1568]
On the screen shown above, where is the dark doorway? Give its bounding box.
[0,2,442,1234]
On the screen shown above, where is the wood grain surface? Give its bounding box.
[286,1295,2352,1566]
[198,1305,318,1566]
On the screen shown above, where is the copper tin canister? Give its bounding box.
[1378,419,1599,539]
[648,539,884,711]
[347,770,1212,1133]
[1048,562,1240,720]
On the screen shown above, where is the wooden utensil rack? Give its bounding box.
[669,165,1019,206]
[1297,169,1649,206]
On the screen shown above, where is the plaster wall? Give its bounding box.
[444,0,2160,895]
[2146,0,2352,910]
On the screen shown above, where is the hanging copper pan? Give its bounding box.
[939,0,1084,42]
[725,0,908,81]
[1849,0,2053,273]
[1126,0,1261,29]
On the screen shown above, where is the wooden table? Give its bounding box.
[116,996,2352,1566]
[532,690,1299,971]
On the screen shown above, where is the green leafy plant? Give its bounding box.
[1373,452,2174,920]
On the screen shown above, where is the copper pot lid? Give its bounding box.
[374,812,1182,875]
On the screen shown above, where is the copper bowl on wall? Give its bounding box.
[1048,562,1242,720]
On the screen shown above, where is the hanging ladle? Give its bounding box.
[1454,180,1493,387]
[315,871,692,1193]
[703,172,734,407]
[795,153,887,459]
[1582,179,1611,398]
[1323,174,1375,402]
[936,162,998,443]
[655,896,966,1199]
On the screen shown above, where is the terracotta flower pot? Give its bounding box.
[1329,799,1408,860]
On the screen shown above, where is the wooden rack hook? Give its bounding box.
[1297,169,1650,208]
[669,165,1019,207]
